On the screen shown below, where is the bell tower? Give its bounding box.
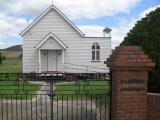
[103,27,112,37]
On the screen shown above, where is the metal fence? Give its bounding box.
[0,73,111,120]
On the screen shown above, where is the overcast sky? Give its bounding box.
[0,0,159,49]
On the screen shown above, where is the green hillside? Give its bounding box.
[1,45,22,52]
[0,51,22,73]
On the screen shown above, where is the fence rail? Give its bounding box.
[0,73,111,120]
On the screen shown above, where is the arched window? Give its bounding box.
[92,43,100,61]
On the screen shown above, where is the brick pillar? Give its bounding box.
[106,46,155,120]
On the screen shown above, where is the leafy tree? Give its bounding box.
[121,7,160,92]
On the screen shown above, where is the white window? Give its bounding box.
[92,43,100,61]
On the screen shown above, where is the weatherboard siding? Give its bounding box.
[63,37,111,73]
[40,37,63,50]
[23,8,111,73]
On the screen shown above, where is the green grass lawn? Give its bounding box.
[0,81,40,99]
[56,81,109,94]
[55,81,109,104]
[0,51,40,99]
[0,73,41,99]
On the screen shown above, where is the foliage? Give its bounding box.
[121,7,160,92]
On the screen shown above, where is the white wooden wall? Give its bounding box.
[23,9,111,73]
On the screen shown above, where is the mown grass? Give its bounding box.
[55,81,109,104]
[0,73,40,99]
[56,81,108,94]
[0,81,40,99]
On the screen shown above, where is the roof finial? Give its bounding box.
[51,0,53,5]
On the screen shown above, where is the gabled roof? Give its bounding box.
[35,32,68,49]
[20,5,85,36]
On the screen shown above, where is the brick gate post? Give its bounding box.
[106,46,155,120]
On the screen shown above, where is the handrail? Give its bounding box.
[64,66,102,73]
[64,62,108,70]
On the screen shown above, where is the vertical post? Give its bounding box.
[109,70,112,120]
[50,81,54,120]
[106,46,155,120]
[38,49,41,73]
[62,49,65,73]
[47,80,55,120]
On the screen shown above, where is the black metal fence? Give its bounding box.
[0,73,111,120]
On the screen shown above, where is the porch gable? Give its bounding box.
[35,32,68,50]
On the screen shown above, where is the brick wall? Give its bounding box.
[111,71,148,120]
[106,46,155,120]
[148,93,160,120]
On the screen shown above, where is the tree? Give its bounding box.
[121,7,160,92]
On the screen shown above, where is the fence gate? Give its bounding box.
[0,73,111,120]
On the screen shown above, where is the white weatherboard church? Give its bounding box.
[20,5,111,73]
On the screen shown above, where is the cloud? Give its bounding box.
[78,25,105,37]
[0,0,142,48]
[112,5,160,48]
[78,5,160,48]
[139,5,160,18]
[78,22,135,48]
[0,1,159,49]
[0,12,31,33]
[0,39,4,45]
[111,19,136,48]
[0,12,32,48]
[1,0,142,20]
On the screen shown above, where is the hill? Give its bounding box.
[0,51,22,73]
[1,45,22,52]
[0,45,22,73]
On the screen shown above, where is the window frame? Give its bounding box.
[91,43,100,62]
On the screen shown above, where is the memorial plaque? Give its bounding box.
[120,78,146,92]
[121,78,144,84]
